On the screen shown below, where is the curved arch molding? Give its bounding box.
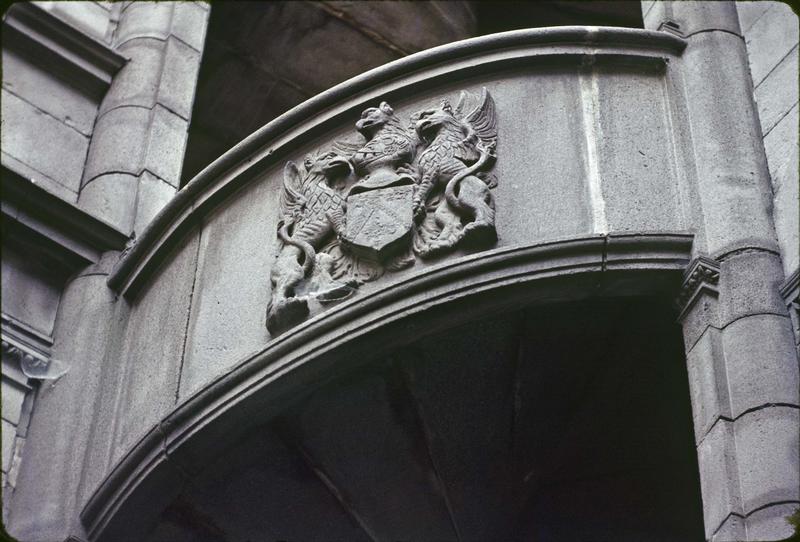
[84,26,695,541]
[84,232,691,541]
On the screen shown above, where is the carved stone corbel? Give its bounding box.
[676,255,720,322]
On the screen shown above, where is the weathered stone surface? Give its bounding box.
[721,314,799,418]
[112,233,200,464]
[0,247,63,338]
[83,106,150,182]
[78,172,139,234]
[710,513,746,542]
[158,37,202,121]
[646,0,740,35]
[32,0,112,43]
[133,171,176,234]
[764,105,799,275]
[745,502,799,541]
[170,2,209,52]
[99,38,165,117]
[717,250,788,327]
[697,420,743,539]
[142,105,189,188]
[114,2,173,47]
[754,46,798,136]
[744,2,799,86]
[180,178,277,398]
[1,89,89,195]
[595,65,682,232]
[736,1,773,34]
[686,328,730,442]
[1,49,99,136]
[2,419,15,472]
[1,379,27,426]
[6,271,116,542]
[494,72,592,239]
[680,31,776,255]
[734,406,800,514]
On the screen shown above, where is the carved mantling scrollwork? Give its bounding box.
[266,88,499,334]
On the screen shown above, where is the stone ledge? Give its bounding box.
[2,2,126,100]
[1,165,128,267]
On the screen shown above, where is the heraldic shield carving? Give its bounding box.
[267,88,498,334]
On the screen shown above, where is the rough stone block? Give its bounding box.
[114,2,173,47]
[745,3,799,86]
[718,250,788,327]
[721,314,799,418]
[1,50,99,136]
[1,380,27,426]
[595,66,682,232]
[170,2,209,52]
[734,406,800,514]
[646,1,740,35]
[710,514,746,542]
[99,38,165,116]
[681,292,721,352]
[179,176,277,398]
[491,74,592,242]
[2,419,15,472]
[142,105,188,188]
[746,502,799,541]
[83,106,150,182]
[737,1,773,33]
[682,32,777,254]
[158,37,202,120]
[1,90,89,195]
[78,172,138,234]
[0,246,62,337]
[133,171,176,234]
[754,46,798,136]
[697,420,743,539]
[113,232,199,464]
[686,328,730,442]
[764,105,799,275]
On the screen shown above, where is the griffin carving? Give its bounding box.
[266,151,356,333]
[412,88,497,257]
[267,88,499,334]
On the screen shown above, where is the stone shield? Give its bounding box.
[344,185,414,261]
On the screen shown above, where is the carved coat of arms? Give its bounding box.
[267,89,498,333]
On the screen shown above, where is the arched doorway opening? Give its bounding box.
[146,296,704,541]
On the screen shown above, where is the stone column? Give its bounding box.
[647,2,800,540]
[6,254,121,542]
[78,1,209,234]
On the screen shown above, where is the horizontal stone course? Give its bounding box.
[1,89,89,195]
[717,249,788,328]
[721,314,800,418]
[2,49,99,136]
[734,406,800,514]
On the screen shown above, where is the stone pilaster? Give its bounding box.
[78,2,209,234]
[650,2,800,540]
[5,253,122,542]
